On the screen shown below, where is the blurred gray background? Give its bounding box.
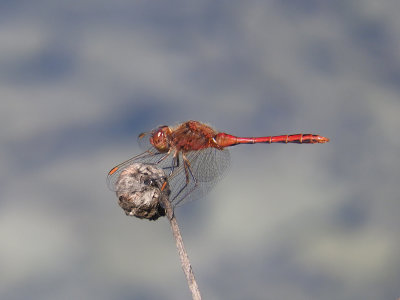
[1,1,400,300]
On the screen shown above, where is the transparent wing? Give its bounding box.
[187,147,231,182]
[107,146,231,208]
[108,130,171,192]
[168,148,231,207]
[107,148,171,192]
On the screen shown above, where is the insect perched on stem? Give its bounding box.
[108,120,330,214]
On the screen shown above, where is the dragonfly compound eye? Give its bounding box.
[150,126,171,153]
[114,163,170,221]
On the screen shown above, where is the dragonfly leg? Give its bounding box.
[172,153,198,206]
[150,149,178,176]
[167,152,180,177]
[155,150,171,164]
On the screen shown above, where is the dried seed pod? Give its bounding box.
[114,163,170,220]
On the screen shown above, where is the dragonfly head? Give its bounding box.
[150,126,171,152]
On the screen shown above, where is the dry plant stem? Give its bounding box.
[160,197,202,300]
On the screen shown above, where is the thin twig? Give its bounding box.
[160,197,202,300]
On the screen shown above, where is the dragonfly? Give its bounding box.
[107,120,329,207]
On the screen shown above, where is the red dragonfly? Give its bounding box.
[107,120,329,207]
